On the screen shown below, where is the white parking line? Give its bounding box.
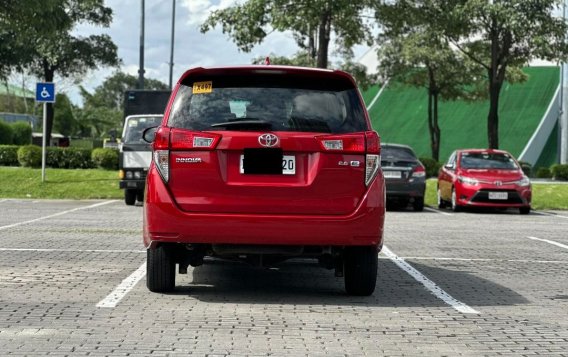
[527,236,568,250]
[382,256,567,264]
[97,262,146,308]
[424,207,453,216]
[381,245,480,314]
[0,248,144,253]
[533,211,568,219]
[0,200,117,231]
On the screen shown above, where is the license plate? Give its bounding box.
[383,171,402,179]
[240,155,295,175]
[488,192,508,200]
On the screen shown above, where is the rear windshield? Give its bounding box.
[123,116,162,144]
[381,146,417,161]
[460,153,519,170]
[167,73,367,133]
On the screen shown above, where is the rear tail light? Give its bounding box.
[151,127,222,183]
[412,165,426,178]
[318,134,365,153]
[365,131,381,186]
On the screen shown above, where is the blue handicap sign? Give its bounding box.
[36,82,56,103]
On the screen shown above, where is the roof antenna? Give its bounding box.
[265,56,271,65]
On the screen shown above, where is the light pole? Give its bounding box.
[169,0,176,90]
[138,0,146,90]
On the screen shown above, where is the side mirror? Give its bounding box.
[444,164,454,170]
[142,126,158,143]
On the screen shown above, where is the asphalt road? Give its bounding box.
[0,199,567,356]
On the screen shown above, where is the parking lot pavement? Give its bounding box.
[1,200,567,356]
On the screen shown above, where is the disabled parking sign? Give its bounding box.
[36,82,56,103]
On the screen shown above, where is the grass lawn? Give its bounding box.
[425,179,568,210]
[0,167,122,199]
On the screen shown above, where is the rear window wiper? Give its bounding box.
[210,119,273,129]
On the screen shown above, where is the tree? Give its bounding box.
[53,93,76,137]
[376,1,484,161]
[441,0,568,149]
[6,0,120,145]
[200,0,375,69]
[80,71,168,111]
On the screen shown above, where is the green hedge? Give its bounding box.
[46,147,93,169]
[0,121,14,145]
[17,145,42,168]
[536,167,552,179]
[518,161,532,177]
[91,148,118,170]
[551,164,568,181]
[419,157,443,177]
[0,145,20,166]
[11,122,32,145]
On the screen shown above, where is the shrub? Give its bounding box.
[10,122,32,145]
[0,145,20,166]
[551,164,568,181]
[47,147,93,169]
[17,145,42,167]
[91,148,119,170]
[419,157,443,177]
[535,167,552,179]
[0,121,14,144]
[518,161,532,177]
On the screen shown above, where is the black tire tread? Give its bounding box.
[124,189,136,206]
[147,246,175,292]
[344,246,378,296]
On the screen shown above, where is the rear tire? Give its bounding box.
[451,188,461,212]
[413,197,424,212]
[124,189,136,206]
[519,206,531,215]
[136,190,144,202]
[147,245,175,292]
[344,246,378,296]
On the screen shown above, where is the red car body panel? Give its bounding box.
[438,149,531,209]
[143,65,385,250]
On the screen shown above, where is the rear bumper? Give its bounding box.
[385,180,425,199]
[143,168,385,248]
[119,179,145,190]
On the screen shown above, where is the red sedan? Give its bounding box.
[437,149,531,214]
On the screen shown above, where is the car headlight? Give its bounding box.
[134,171,142,179]
[458,175,479,185]
[514,175,530,187]
[125,171,133,179]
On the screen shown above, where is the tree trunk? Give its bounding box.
[432,91,440,161]
[43,59,55,147]
[427,68,441,161]
[316,7,331,69]
[487,73,502,149]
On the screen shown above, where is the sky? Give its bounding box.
[67,0,371,106]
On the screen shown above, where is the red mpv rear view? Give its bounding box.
[143,66,385,295]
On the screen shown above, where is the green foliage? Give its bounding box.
[10,121,31,145]
[518,161,532,177]
[54,93,76,137]
[419,157,442,178]
[91,148,118,170]
[46,147,93,169]
[74,106,122,138]
[17,145,41,167]
[535,167,552,179]
[201,0,374,68]
[551,164,568,181]
[0,120,14,144]
[0,145,19,166]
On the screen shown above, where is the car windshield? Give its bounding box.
[123,116,162,144]
[460,152,519,170]
[167,74,366,133]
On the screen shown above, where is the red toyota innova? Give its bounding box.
[143,65,385,295]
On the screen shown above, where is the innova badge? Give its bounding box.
[258,133,279,147]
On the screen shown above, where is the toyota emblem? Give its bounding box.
[258,133,279,147]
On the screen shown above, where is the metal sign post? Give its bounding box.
[35,82,56,182]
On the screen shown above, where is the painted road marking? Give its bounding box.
[533,211,568,219]
[0,200,117,231]
[97,262,146,308]
[381,245,480,314]
[424,207,453,216]
[382,256,567,264]
[0,248,144,253]
[527,236,568,250]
